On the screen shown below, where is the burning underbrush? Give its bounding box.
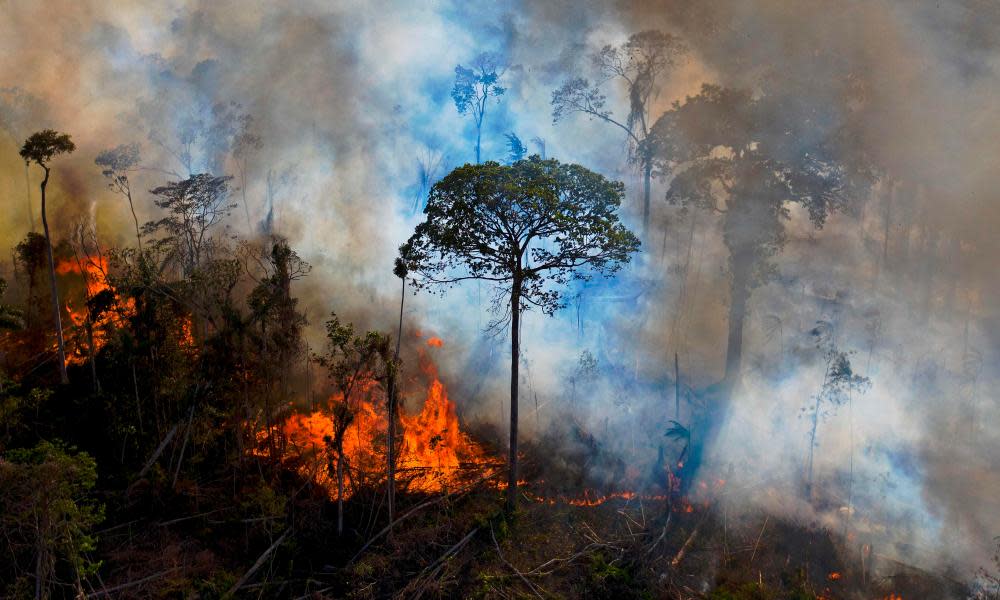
[259,344,502,500]
[258,340,686,509]
[55,256,136,365]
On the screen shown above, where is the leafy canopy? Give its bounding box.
[399,156,640,316]
[19,129,75,167]
[651,84,866,286]
[451,52,506,119]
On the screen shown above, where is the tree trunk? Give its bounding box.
[127,187,142,252]
[642,160,652,240]
[805,395,821,500]
[87,320,100,393]
[337,448,345,536]
[40,167,68,384]
[475,123,482,164]
[506,276,521,514]
[723,259,751,387]
[25,162,35,232]
[677,256,751,495]
[387,277,405,533]
[674,353,680,421]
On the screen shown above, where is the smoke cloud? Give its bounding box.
[0,0,997,581]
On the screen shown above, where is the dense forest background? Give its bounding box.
[0,1,998,598]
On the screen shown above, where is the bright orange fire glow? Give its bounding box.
[272,350,493,499]
[56,257,134,364]
[827,572,842,581]
[426,337,444,348]
[267,343,696,508]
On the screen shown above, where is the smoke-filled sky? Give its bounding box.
[1,0,998,581]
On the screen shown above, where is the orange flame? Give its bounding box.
[426,337,444,348]
[56,257,134,364]
[271,349,491,499]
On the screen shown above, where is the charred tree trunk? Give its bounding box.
[40,166,68,384]
[506,274,522,514]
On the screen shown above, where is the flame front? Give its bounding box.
[56,257,134,364]
[273,349,491,499]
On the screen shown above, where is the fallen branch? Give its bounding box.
[172,403,197,488]
[645,513,673,556]
[527,540,624,576]
[409,526,480,600]
[671,512,709,568]
[346,480,482,567]
[491,524,544,599]
[227,529,290,596]
[136,424,178,479]
[748,516,769,566]
[86,567,182,598]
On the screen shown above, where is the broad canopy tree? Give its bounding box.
[398,156,640,512]
[649,84,872,486]
[143,173,236,277]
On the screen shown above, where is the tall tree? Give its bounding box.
[20,130,76,384]
[452,52,506,164]
[398,156,640,512]
[317,315,390,536]
[95,143,144,251]
[144,174,236,277]
[552,30,685,238]
[802,323,870,501]
[649,84,871,485]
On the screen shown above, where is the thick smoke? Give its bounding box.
[0,0,997,580]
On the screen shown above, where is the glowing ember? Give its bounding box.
[426,337,444,347]
[827,572,842,581]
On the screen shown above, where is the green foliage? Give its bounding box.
[399,156,640,318]
[143,173,236,275]
[0,278,24,330]
[0,387,51,447]
[19,129,75,167]
[0,441,103,597]
[586,551,648,599]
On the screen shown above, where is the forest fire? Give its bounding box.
[55,256,134,364]
[273,346,494,499]
[3,2,997,596]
